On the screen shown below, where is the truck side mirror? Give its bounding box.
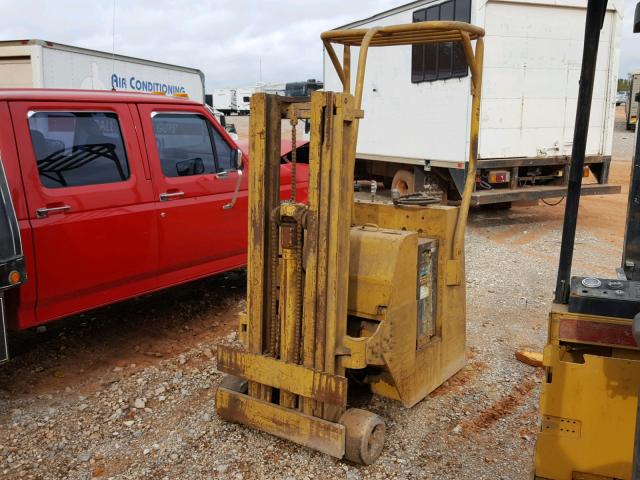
[635,1,640,33]
[236,148,244,170]
[223,149,245,210]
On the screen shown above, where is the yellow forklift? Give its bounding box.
[533,0,640,478]
[215,20,484,464]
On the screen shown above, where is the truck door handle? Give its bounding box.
[223,170,243,210]
[36,205,71,218]
[159,191,185,201]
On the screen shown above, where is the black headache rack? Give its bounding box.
[0,155,26,364]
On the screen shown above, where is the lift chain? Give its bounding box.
[292,209,306,364]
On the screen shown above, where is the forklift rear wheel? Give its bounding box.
[219,375,248,394]
[340,408,385,465]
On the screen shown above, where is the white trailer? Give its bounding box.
[0,39,205,103]
[236,87,254,115]
[212,88,237,115]
[324,0,622,205]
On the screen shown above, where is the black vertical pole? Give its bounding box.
[554,0,608,304]
[632,5,640,476]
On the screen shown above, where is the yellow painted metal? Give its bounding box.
[347,226,416,318]
[216,387,346,458]
[351,201,466,407]
[452,36,483,275]
[217,345,348,406]
[321,21,483,46]
[533,305,640,479]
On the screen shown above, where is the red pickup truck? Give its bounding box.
[0,89,307,345]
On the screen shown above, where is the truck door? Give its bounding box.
[9,102,158,323]
[136,103,248,287]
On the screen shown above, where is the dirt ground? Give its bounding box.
[0,107,634,479]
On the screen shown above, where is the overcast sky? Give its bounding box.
[1,0,640,90]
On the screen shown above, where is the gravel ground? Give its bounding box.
[0,211,623,480]
[0,108,632,480]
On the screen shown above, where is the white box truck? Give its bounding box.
[0,39,205,103]
[324,0,623,206]
[212,88,237,115]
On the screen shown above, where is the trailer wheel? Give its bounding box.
[391,169,415,195]
[219,375,248,394]
[340,408,385,465]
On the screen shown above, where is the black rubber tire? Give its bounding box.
[340,408,385,465]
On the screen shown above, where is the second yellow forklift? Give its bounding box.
[533,0,640,478]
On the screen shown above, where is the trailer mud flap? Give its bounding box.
[0,293,8,364]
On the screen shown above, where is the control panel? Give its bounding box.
[568,276,640,319]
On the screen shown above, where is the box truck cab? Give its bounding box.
[0,89,307,344]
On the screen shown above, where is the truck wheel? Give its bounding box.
[340,408,385,465]
[391,169,415,195]
[219,374,248,394]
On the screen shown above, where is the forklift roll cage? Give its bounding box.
[321,21,485,269]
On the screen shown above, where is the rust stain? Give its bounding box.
[431,360,488,397]
[461,375,538,432]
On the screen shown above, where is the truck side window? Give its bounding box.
[210,127,234,171]
[411,0,471,84]
[28,112,130,188]
[152,113,217,177]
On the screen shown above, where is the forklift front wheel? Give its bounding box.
[219,375,248,394]
[340,408,385,465]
